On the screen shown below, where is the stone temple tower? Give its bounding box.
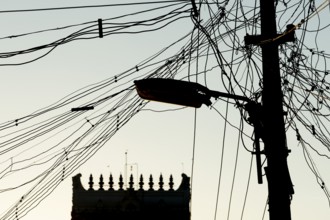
[71,173,190,220]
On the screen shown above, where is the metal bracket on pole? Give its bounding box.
[252,132,264,184]
[245,24,296,46]
[245,101,265,184]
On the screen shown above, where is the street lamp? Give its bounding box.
[134,78,250,108]
[134,78,264,183]
[134,77,294,219]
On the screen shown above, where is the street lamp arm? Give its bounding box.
[208,90,251,103]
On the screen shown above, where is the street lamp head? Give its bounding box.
[134,78,212,108]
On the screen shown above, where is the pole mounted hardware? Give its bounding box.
[245,102,265,184]
[245,24,296,46]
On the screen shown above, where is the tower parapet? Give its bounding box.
[71,173,190,220]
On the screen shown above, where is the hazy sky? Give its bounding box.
[0,1,330,220]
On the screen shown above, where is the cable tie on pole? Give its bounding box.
[98,18,103,38]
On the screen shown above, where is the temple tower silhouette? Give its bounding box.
[71,173,191,220]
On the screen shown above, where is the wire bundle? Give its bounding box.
[0,0,329,219]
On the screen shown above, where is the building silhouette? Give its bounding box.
[71,173,191,220]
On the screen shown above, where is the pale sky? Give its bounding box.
[0,1,330,220]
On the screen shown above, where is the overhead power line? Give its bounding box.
[0,0,330,219]
[0,1,190,13]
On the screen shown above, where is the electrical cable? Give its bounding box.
[0,0,330,219]
[0,1,191,13]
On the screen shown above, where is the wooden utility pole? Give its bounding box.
[245,0,295,219]
[259,0,293,219]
